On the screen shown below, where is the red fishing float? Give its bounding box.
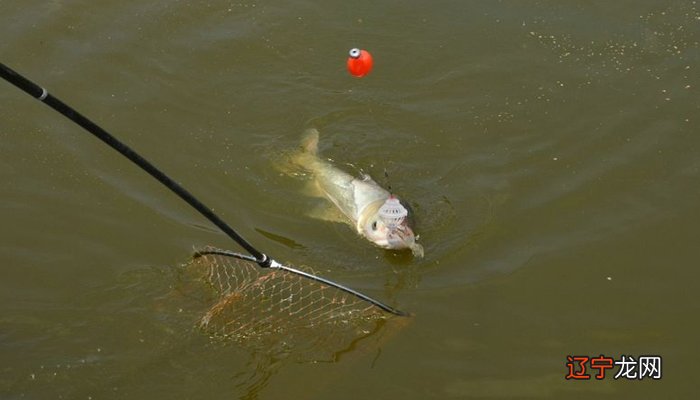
[347,48,373,77]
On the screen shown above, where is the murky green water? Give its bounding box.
[1,1,698,398]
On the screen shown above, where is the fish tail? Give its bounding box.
[300,128,320,156]
[287,128,320,173]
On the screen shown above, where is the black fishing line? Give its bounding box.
[384,167,393,193]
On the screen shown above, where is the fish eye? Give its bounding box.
[371,221,377,231]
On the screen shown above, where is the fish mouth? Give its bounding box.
[386,226,424,258]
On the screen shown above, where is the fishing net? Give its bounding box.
[179,247,402,361]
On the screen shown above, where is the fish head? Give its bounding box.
[362,196,424,257]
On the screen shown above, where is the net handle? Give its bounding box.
[0,62,269,267]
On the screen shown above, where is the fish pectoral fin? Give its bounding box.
[306,201,348,224]
[299,179,326,198]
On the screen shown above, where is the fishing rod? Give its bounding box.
[0,62,407,317]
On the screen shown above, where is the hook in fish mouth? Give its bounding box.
[375,196,423,257]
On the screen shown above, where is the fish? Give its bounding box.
[292,129,424,257]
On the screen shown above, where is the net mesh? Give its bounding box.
[180,247,399,361]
